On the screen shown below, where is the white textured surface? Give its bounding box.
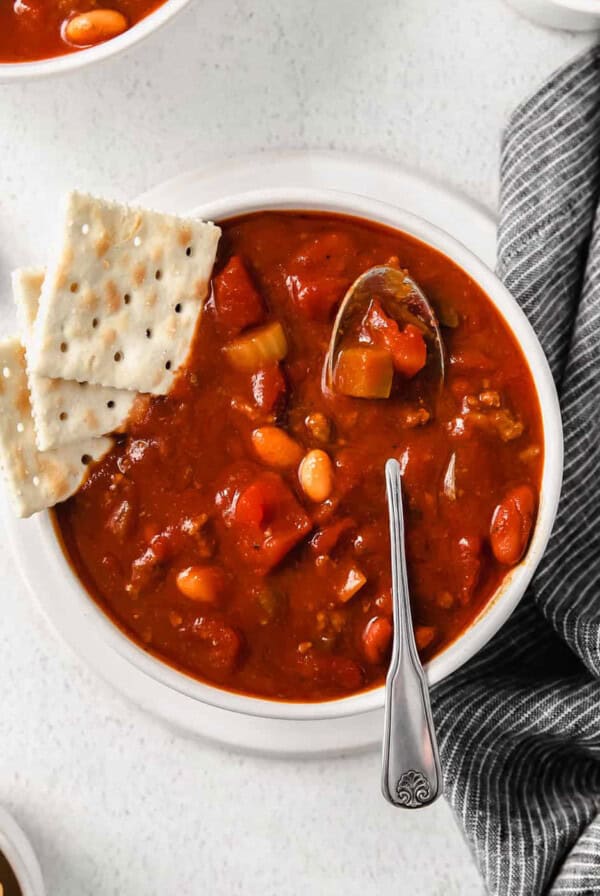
[0,1,593,894]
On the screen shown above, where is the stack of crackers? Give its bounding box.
[0,191,220,517]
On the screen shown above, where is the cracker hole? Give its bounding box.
[155,269,162,281]
[32,475,40,487]
[70,282,79,293]
[114,351,123,362]
[186,246,193,257]
[107,400,115,409]
[92,318,99,329]
[133,236,142,247]
[146,328,152,339]
[123,293,131,305]
[81,454,92,465]
[175,303,182,313]
[59,412,68,421]
[165,360,172,370]
[16,422,24,434]
[2,366,11,378]
[60,341,68,353]
[81,223,90,235]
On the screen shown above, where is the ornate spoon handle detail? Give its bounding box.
[381,458,443,808]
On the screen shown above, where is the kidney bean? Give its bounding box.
[362,616,393,665]
[490,484,536,565]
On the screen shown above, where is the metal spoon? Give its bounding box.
[325,265,445,392]
[382,458,442,808]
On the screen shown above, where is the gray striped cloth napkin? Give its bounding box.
[430,47,600,896]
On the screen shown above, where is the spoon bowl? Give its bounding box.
[325,265,446,394]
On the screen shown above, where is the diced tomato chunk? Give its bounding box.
[234,479,271,528]
[363,299,427,378]
[260,529,309,572]
[251,365,286,412]
[309,517,354,555]
[228,472,312,573]
[490,484,536,566]
[285,232,356,320]
[286,274,348,321]
[293,232,357,272]
[388,323,427,378]
[213,256,264,332]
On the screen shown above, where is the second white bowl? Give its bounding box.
[0,0,193,81]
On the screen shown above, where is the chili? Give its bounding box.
[54,211,543,702]
[0,0,165,63]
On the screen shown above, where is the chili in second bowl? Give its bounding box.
[53,210,544,702]
[0,0,167,63]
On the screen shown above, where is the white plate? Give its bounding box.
[504,0,600,30]
[4,151,497,757]
[0,806,45,896]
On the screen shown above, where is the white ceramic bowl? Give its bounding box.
[505,0,600,30]
[23,187,563,723]
[0,0,193,81]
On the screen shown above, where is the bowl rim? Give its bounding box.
[0,0,192,81]
[35,186,563,722]
[505,0,600,19]
[533,0,600,12]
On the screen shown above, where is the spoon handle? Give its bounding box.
[381,458,443,808]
